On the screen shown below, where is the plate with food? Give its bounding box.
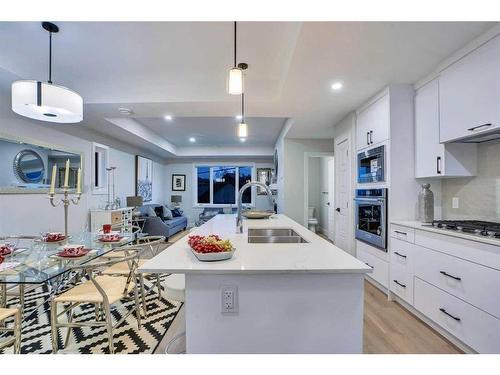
[37,232,69,243]
[187,234,235,261]
[56,244,90,258]
[96,233,124,243]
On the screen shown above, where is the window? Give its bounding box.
[194,164,254,206]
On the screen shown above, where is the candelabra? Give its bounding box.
[48,186,82,241]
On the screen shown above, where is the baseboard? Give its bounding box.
[389,292,476,354]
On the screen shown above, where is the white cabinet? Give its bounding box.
[439,34,500,143]
[90,207,133,233]
[414,278,500,354]
[414,243,500,319]
[356,93,390,150]
[415,78,477,178]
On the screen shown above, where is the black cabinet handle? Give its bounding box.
[369,130,373,144]
[439,308,461,321]
[394,230,407,236]
[393,280,406,288]
[440,271,461,281]
[365,262,373,269]
[394,251,407,259]
[335,207,340,212]
[366,132,370,145]
[436,156,442,175]
[467,123,492,132]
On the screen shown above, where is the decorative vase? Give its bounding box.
[418,183,434,223]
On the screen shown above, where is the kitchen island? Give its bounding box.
[139,214,371,353]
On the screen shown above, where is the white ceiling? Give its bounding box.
[0,21,497,159]
[134,116,286,147]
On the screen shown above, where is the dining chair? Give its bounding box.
[101,236,165,318]
[50,247,143,354]
[0,307,22,354]
[0,235,38,312]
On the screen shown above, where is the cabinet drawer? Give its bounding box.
[390,224,415,243]
[414,278,500,353]
[414,245,500,319]
[390,263,414,305]
[357,248,388,288]
[389,238,414,271]
[111,212,122,224]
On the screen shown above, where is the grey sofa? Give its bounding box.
[138,203,188,240]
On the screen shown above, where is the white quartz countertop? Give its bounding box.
[139,214,372,274]
[391,220,500,247]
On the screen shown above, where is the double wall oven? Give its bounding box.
[354,188,388,251]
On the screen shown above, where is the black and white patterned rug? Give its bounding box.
[0,275,182,354]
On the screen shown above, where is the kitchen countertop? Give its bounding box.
[391,220,500,247]
[139,214,372,275]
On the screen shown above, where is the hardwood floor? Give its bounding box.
[364,281,462,354]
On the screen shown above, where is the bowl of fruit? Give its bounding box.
[187,234,235,262]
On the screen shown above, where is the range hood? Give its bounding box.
[449,127,500,144]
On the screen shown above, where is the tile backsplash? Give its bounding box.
[442,141,500,221]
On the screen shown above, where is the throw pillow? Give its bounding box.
[171,208,182,218]
[154,206,165,221]
[146,206,157,218]
[163,206,173,220]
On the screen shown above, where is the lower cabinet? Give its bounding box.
[357,247,388,288]
[390,263,413,305]
[414,278,500,354]
[389,223,500,353]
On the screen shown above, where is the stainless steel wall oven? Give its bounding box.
[354,188,387,251]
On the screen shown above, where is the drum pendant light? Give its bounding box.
[238,93,248,138]
[11,22,83,123]
[227,21,248,95]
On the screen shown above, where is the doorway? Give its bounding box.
[303,153,335,241]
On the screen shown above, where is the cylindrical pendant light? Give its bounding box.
[238,93,248,138]
[11,22,83,123]
[227,21,244,95]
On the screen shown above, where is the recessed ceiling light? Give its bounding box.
[189,137,196,143]
[240,138,246,142]
[235,115,242,120]
[331,82,343,91]
[164,115,173,121]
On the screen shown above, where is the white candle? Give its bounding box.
[50,165,57,194]
[76,168,81,194]
[64,159,70,187]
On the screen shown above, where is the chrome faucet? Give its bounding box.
[236,181,275,233]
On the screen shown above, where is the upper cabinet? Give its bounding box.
[439,35,500,143]
[415,79,477,178]
[356,93,390,151]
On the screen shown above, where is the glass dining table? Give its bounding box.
[0,232,135,316]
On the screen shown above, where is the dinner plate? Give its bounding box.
[55,249,90,258]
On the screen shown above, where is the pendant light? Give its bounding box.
[238,93,248,138]
[227,21,248,95]
[11,22,83,123]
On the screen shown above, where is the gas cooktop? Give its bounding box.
[431,220,500,238]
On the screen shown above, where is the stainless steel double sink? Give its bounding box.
[247,228,308,244]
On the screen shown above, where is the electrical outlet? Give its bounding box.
[221,285,238,313]
[452,197,460,209]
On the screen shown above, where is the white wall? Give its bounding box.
[164,160,274,227]
[307,157,321,225]
[319,157,334,234]
[283,138,334,224]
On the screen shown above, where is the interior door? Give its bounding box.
[327,158,335,241]
[334,138,351,253]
